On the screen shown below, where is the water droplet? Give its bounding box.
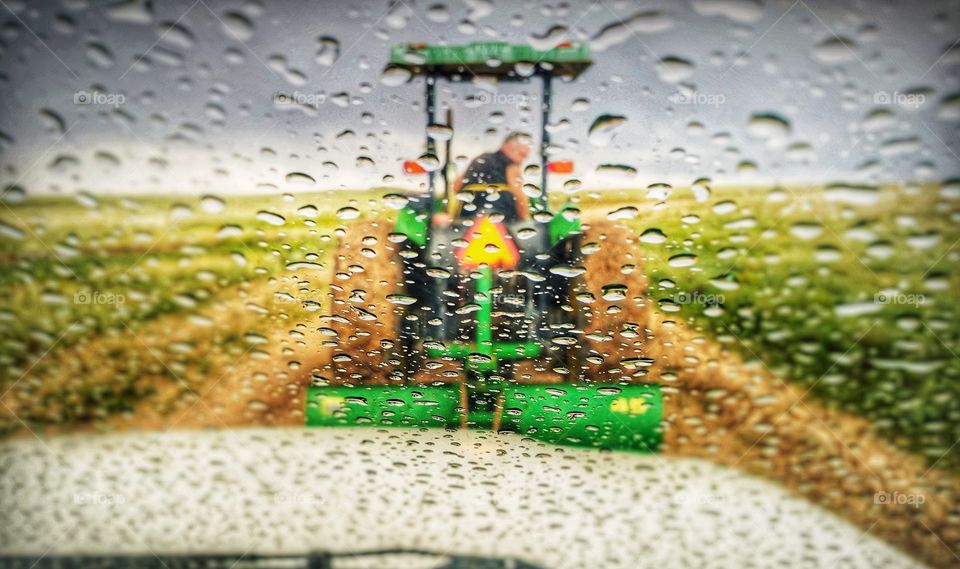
[387,294,417,305]
[789,222,823,240]
[337,206,360,220]
[813,36,857,64]
[607,206,638,220]
[382,193,409,210]
[640,228,667,244]
[747,113,791,146]
[285,172,316,187]
[591,11,673,51]
[549,265,585,278]
[655,56,694,84]
[588,114,627,147]
[200,195,225,214]
[668,253,698,268]
[221,11,254,41]
[256,210,286,226]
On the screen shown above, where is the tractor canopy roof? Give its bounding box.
[389,41,592,79]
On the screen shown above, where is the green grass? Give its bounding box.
[574,183,960,468]
[0,190,376,424]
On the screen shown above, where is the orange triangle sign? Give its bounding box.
[456,217,520,269]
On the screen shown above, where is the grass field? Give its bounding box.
[1,183,958,469]
[580,182,960,468]
[0,191,363,427]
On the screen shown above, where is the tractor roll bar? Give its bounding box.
[539,72,552,207]
[425,72,437,199]
[395,42,593,214]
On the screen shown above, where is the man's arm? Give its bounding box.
[505,163,528,219]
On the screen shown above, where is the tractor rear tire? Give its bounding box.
[326,220,406,385]
[576,219,651,383]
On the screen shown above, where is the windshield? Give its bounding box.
[0,1,957,568]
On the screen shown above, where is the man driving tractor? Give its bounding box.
[449,131,532,222]
[316,40,666,451]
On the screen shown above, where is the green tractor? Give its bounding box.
[306,42,662,453]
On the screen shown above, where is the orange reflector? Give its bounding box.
[547,160,574,174]
[456,217,520,270]
[403,160,427,175]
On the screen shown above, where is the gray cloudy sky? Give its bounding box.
[0,0,958,196]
